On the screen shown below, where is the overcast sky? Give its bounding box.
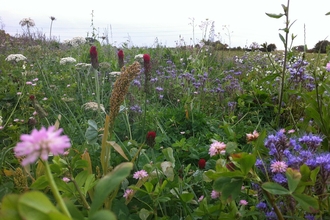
[1,0,330,49]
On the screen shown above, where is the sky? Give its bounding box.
[1,0,330,50]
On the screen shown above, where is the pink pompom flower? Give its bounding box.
[14,126,71,166]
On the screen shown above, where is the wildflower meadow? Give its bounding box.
[1,2,330,220]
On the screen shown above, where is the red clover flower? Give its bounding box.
[146,131,156,147]
[118,49,124,69]
[14,126,71,166]
[198,158,206,169]
[90,46,98,69]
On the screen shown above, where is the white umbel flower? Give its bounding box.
[5,54,27,62]
[60,57,77,65]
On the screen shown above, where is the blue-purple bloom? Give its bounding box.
[272,173,287,184]
[298,133,323,152]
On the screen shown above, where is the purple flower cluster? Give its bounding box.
[255,129,327,217]
[287,59,315,91]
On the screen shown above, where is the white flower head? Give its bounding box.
[82,102,105,113]
[19,18,35,27]
[108,71,122,77]
[64,37,86,47]
[5,54,27,62]
[75,63,91,70]
[60,57,77,65]
[134,54,144,62]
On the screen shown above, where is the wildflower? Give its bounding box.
[272,173,287,184]
[82,102,105,113]
[133,170,148,180]
[246,130,259,142]
[326,62,330,72]
[130,104,142,113]
[298,133,323,152]
[109,71,121,77]
[75,62,91,69]
[146,131,156,147]
[118,50,124,69]
[14,126,71,166]
[19,17,35,27]
[62,177,70,183]
[123,189,134,200]
[143,54,151,93]
[90,46,98,69]
[5,54,27,62]
[209,141,226,157]
[155,87,163,92]
[256,201,267,210]
[198,195,204,202]
[210,190,220,199]
[134,54,144,62]
[17,92,22,95]
[239,200,248,206]
[198,158,206,169]
[60,57,76,65]
[270,161,288,173]
[226,162,237,171]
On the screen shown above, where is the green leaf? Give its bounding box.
[84,174,96,195]
[89,162,133,215]
[292,193,319,213]
[0,194,21,220]
[180,193,194,203]
[74,159,89,169]
[221,178,243,201]
[265,13,284,19]
[300,164,311,182]
[262,182,290,195]
[89,210,116,220]
[158,196,171,203]
[17,191,70,220]
[226,142,237,154]
[326,11,330,15]
[75,170,89,188]
[286,168,301,193]
[310,167,320,184]
[233,153,256,176]
[143,182,154,194]
[64,198,86,220]
[162,148,175,168]
[85,120,99,145]
[279,33,285,45]
[139,208,151,220]
[31,175,49,190]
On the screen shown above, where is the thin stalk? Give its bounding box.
[44,160,71,218]
[93,68,101,116]
[100,115,111,176]
[276,0,290,127]
[263,190,285,220]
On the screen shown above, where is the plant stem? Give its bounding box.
[263,189,284,220]
[44,160,71,218]
[276,0,290,127]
